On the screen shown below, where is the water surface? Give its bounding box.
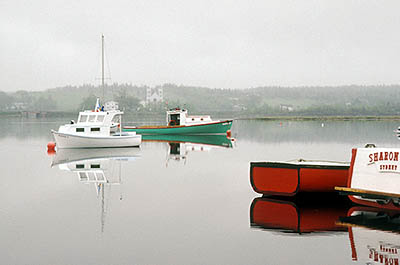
[1,118,400,265]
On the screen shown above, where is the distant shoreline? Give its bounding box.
[237,116,400,121]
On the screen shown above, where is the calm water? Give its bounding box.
[1,118,400,265]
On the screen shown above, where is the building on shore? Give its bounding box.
[145,86,163,105]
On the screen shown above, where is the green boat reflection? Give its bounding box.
[142,134,234,148]
[143,134,234,165]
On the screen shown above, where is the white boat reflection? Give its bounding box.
[51,147,140,232]
[338,207,400,264]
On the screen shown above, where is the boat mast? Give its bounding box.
[101,34,105,100]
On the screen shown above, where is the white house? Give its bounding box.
[146,87,163,104]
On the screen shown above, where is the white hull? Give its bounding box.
[52,130,141,149]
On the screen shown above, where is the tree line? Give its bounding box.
[1,83,400,116]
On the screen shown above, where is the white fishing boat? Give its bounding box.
[51,35,141,148]
[336,146,400,210]
[51,99,141,148]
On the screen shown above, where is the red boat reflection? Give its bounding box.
[250,194,351,234]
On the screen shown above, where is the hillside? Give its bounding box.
[1,84,400,116]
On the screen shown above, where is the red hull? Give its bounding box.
[250,162,349,196]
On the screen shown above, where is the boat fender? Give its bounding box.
[227,130,231,138]
[47,142,56,155]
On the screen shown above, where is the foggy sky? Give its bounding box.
[1,0,400,91]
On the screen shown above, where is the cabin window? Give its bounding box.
[192,118,195,121]
[76,128,85,132]
[97,115,105,122]
[79,172,88,181]
[79,115,88,123]
[88,115,96,122]
[169,114,180,126]
[91,164,100,169]
[76,164,84,169]
[200,118,203,121]
[91,127,100,132]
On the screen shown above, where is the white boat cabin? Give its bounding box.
[166,108,214,126]
[57,102,122,136]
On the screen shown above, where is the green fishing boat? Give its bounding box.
[123,108,233,135]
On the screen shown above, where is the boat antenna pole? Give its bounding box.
[102,34,105,101]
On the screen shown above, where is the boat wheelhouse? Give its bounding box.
[166,108,213,126]
[123,108,233,135]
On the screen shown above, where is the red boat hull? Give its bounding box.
[250,162,349,196]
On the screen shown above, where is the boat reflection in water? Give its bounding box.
[142,134,234,165]
[250,194,351,234]
[338,206,400,264]
[51,147,140,232]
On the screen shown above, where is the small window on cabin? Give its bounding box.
[88,115,96,122]
[192,118,195,121]
[91,164,100,169]
[76,164,84,169]
[76,128,85,132]
[79,115,88,123]
[200,118,203,121]
[97,115,105,122]
[91,127,100,132]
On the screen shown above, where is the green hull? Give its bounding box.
[123,120,232,135]
[142,134,233,148]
